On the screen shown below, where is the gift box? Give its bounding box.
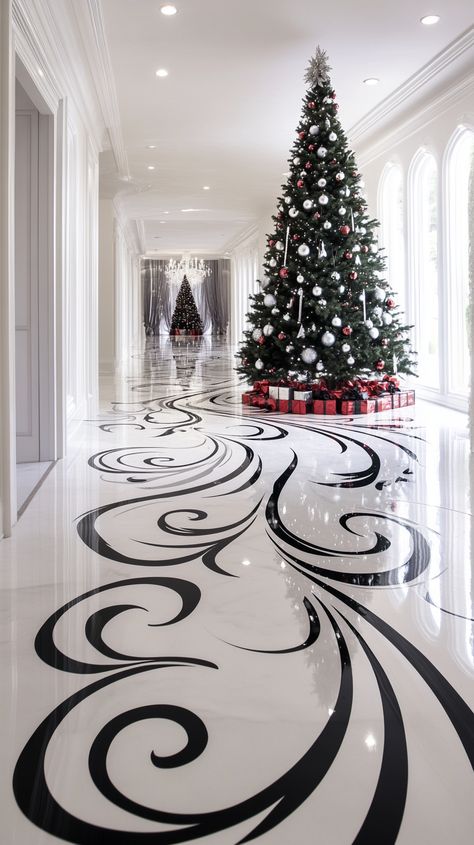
[290,399,313,414]
[313,399,337,415]
[375,395,392,412]
[269,386,279,399]
[339,400,355,416]
[278,387,294,400]
[265,397,278,412]
[242,392,252,405]
[253,380,269,396]
[279,399,290,413]
[399,392,408,408]
[406,390,415,406]
[391,394,401,409]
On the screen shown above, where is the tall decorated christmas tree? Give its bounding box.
[237,48,416,388]
[170,275,204,335]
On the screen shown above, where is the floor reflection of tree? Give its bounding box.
[171,336,204,388]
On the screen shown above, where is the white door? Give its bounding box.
[15,83,40,463]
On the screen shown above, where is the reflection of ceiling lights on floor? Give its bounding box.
[166,255,211,286]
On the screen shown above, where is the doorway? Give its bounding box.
[14,76,55,515]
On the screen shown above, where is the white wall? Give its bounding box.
[113,214,141,366]
[98,198,115,373]
[229,210,273,346]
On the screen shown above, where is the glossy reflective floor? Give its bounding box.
[1,337,473,844]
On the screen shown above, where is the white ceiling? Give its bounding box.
[98,0,473,255]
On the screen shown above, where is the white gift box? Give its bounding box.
[269,386,279,399]
[294,390,313,401]
[278,387,294,400]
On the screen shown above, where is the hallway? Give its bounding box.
[1,339,472,843]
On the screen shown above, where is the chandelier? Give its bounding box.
[165,255,211,286]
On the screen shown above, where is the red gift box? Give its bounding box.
[399,393,408,408]
[339,400,355,415]
[391,394,401,409]
[242,393,251,405]
[290,399,313,414]
[253,380,269,396]
[406,390,415,406]
[313,399,337,415]
[359,399,376,414]
[375,395,392,412]
[266,398,278,411]
[279,399,290,413]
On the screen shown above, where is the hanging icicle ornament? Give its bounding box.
[318,241,327,259]
[297,325,306,339]
[297,287,304,323]
[283,226,290,266]
[361,290,367,321]
[393,353,398,374]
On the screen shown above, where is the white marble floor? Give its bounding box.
[1,336,473,844]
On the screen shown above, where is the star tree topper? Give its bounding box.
[304,46,331,88]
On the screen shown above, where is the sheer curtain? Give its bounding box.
[142,258,231,335]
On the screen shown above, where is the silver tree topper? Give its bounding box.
[304,47,331,88]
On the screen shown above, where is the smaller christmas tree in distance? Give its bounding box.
[170,275,203,335]
[237,47,416,388]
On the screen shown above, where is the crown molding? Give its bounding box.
[73,0,130,180]
[349,26,474,148]
[13,0,104,151]
[223,222,259,254]
[356,71,474,168]
[135,219,147,254]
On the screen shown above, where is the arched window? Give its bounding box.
[445,126,474,397]
[409,150,439,389]
[378,163,406,311]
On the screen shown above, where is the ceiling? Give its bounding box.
[98,0,473,255]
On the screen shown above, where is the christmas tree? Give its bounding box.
[170,275,203,335]
[237,48,416,387]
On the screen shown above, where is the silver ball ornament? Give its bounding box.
[289,207,299,218]
[269,258,277,268]
[382,313,393,325]
[329,131,337,142]
[335,171,345,181]
[309,125,319,135]
[252,328,262,341]
[342,343,351,353]
[331,271,341,281]
[331,316,342,327]
[318,194,329,206]
[263,293,276,307]
[338,206,346,216]
[369,327,380,339]
[322,331,336,347]
[293,156,301,165]
[276,241,284,251]
[255,359,264,370]
[283,312,290,321]
[317,146,327,158]
[316,361,324,371]
[301,347,318,364]
[365,319,373,329]
[338,284,345,293]
[284,196,291,204]
[297,274,305,283]
[347,356,355,365]
[263,323,274,336]
[303,199,313,210]
[312,285,322,297]
[298,243,310,257]
[323,221,332,230]
[317,178,327,188]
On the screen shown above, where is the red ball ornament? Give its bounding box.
[344,250,353,259]
[308,101,316,109]
[277,332,286,340]
[333,103,339,111]
[386,298,395,309]
[257,336,265,345]
[308,144,315,152]
[331,91,337,99]
[292,234,300,241]
[342,326,352,336]
[268,239,275,247]
[297,179,304,188]
[349,271,358,281]
[339,225,351,236]
[375,358,385,371]
[279,267,289,279]
[313,212,321,220]
[298,131,306,140]
[305,161,313,170]
[361,245,369,253]
[330,159,337,166]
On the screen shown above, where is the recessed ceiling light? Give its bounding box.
[420,14,440,25]
[159,221,166,224]
[155,68,169,78]
[147,165,155,170]
[363,77,380,86]
[203,186,210,190]
[163,210,170,214]
[161,4,177,15]
[147,144,156,149]
[181,208,196,212]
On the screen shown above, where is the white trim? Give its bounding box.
[72,0,130,179]
[223,222,259,254]
[350,27,474,150]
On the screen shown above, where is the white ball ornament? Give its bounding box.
[365,319,373,329]
[370,244,378,253]
[309,125,320,135]
[323,221,332,230]
[338,284,345,293]
[303,199,313,210]
[317,146,327,158]
[319,298,327,306]
[374,286,385,301]
[297,274,305,283]
[331,316,342,327]
[338,206,346,216]
[335,171,345,181]
[322,331,336,347]
[359,226,366,235]
[318,194,329,206]
[382,313,393,325]
[264,293,276,307]
[298,243,310,257]
[276,241,284,251]
[289,207,299,218]
[283,312,290,321]
[252,328,262,341]
[312,285,322,297]
[263,323,274,336]
[284,196,291,204]
[269,258,277,268]
[342,343,351,353]
[331,271,341,281]
[316,361,325,372]
[271,307,280,315]
[293,156,301,165]
[317,178,327,188]
[373,306,383,318]
[347,356,355,365]
[286,344,294,352]
[301,347,318,364]
[369,327,380,339]
[329,131,337,142]
[255,359,264,370]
